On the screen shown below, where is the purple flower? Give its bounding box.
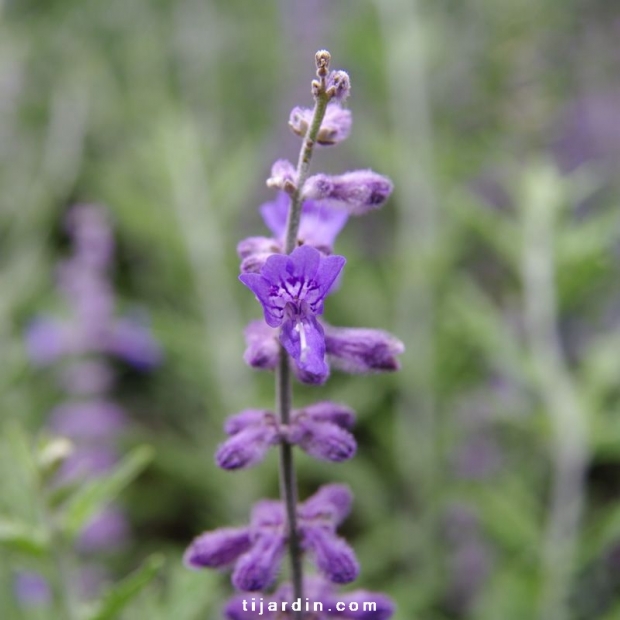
[224,576,395,620]
[326,70,351,102]
[242,320,404,383]
[238,192,348,274]
[289,103,352,146]
[14,572,51,607]
[303,171,393,215]
[78,506,130,552]
[215,402,356,470]
[239,245,345,380]
[183,484,358,590]
[266,159,297,190]
[49,401,127,440]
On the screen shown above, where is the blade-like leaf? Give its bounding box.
[86,554,164,620]
[0,518,49,556]
[62,445,153,540]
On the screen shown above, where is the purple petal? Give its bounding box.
[259,192,290,239]
[105,318,161,369]
[239,272,285,327]
[250,500,285,531]
[324,325,404,373]
[301,484,354,525]
[77,506,129,552]
[298,401,356,430]
[302,527,359,584]
[297,200,349,251]
[290,418,356,463]
[14,572,51,606]
[326,70,351,102]
[49,401,127,440]
[215,422,279,470]
[224,409,272,435]
[25,318,69,365]
[303,170,394,215]
[237,236,280,260]
[279,245,321,286]
[183,527,252,569]
[314,255,346,301]
[242,321,279,371]
[232,533,286,591]
[280,314,328,379]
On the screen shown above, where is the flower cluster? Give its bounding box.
[26,205,161,552]
[183,51,400,618]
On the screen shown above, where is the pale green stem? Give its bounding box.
[278,81,330,615]
[521,170,588,620]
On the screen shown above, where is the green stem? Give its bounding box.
[277,74,330,617]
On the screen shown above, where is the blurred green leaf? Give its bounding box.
[61,445,153,540]
[0,517,48,556]
[85,554,164,620]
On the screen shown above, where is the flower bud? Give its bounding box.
[184,527,252,569]
[290,417,356,463]
[242,321,279,370]
[232,533,285,591]
[302,527,359,584]
[324,324,404,373]
[266,159,296,191]
[303,170,393,215]
[289,103,352,146]
[215,419,279,470]
[326,70,351,102]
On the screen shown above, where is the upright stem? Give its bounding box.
[277,71,330,614]
[521,168,588,620]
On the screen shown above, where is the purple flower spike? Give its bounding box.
[324,324,405,373]
[183,527,252,569]
[216,412,279,470]
[289,103,352,146]
[239,245,345,380]
[26,319,69,366]
[303,170,394,215]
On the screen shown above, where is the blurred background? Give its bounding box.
[1,0,620,618]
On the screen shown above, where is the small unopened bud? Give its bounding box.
[266,159,296,191]
[326,70,351,102]
[315,50,331,77]
[289,104,352,146]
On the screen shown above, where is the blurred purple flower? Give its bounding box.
[78,506,130,552]
[289,102,352,145]
[14,572,51,606]
[49,401,127,441]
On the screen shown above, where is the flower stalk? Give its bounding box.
[279,49,334,613]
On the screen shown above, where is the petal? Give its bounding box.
[324,324,404,373]
[286,244,321,284]
[250,499,285,530]
[259,192,290,239]
[236,236,279,260]
[224,409,272,435]
[239,273,285,327]
[215,423,279,470]
[298,200,349,250]
[290,418,356,463]
[183,527,252,569]
[280,315,328,379]
[298,401,356,430]
[302,527,359,584]
[232,533,286,591]
[242,321,280,370]
[314,254,346,302]
[300,484,354,525]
